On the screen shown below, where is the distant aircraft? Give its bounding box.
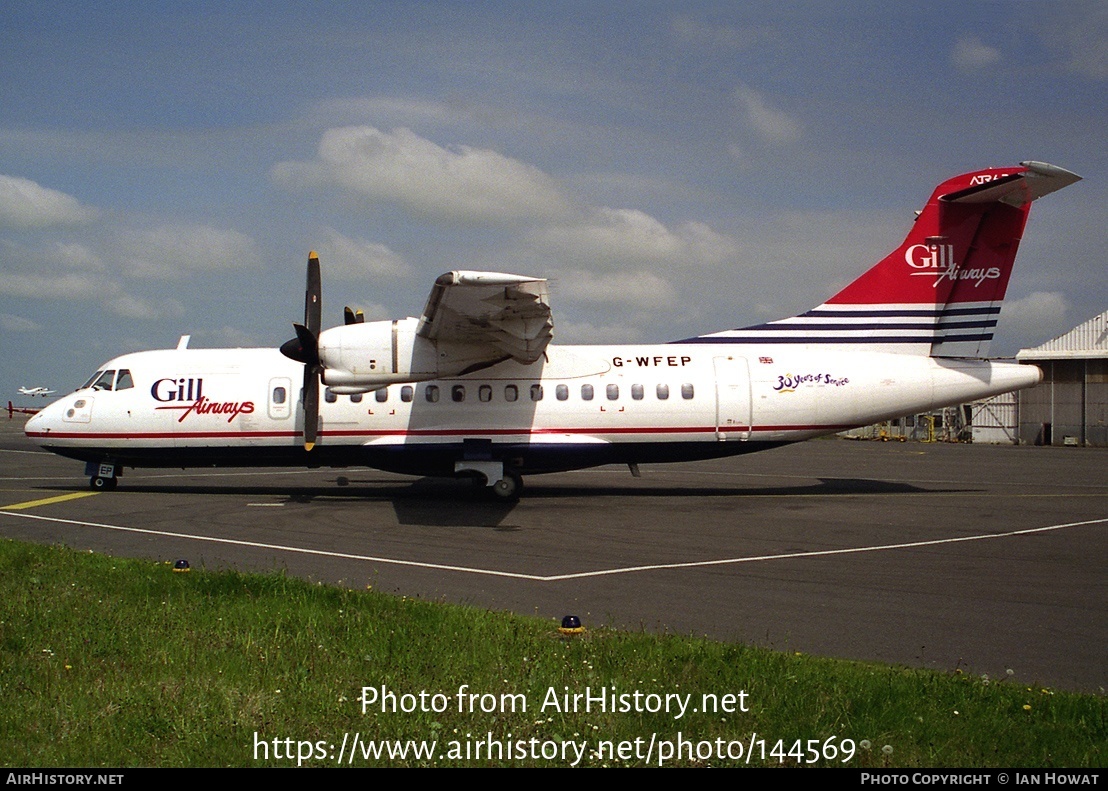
[25,162,1080,498]
[17,386,55,397]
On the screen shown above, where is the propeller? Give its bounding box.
[279,252,322,451]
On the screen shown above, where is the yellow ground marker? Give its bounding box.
[0,492,100,511]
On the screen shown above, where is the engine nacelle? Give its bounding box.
[317,317,516,392]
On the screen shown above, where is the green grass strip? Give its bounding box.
[0,539,1103,767]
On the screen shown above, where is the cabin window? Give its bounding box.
[375,388,388,403]
[556,384,569,401]
[92,370,116,391]
[272,386,287,405]
[479,385,492,403]
[581,384,594,401]
[452,385,466,403]
[115,370,134,390]
[681,383,695,400]
[351,393,363,403]
[504,385,518,402]
[425,385,439,403]
[401,385,413,402]
[530,384,543,401]
[656,384,669,400]
[631,383,644,400]
[606,384,619,400]
[325,388,337,403]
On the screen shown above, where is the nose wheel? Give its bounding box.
[90,475,117,491]
[491,471,523,501]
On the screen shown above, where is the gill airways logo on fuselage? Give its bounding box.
[151,377,255,423]
[904,244,1001,288]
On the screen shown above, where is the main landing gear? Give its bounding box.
[490,470,523,502]
[454,460,523,502]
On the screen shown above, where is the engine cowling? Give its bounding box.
[317,317,516,393]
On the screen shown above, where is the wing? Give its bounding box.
[416,271,553,365]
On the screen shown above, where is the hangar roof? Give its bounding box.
[1017,310,1108,361]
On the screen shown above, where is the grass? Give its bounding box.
[0,538,1103,767]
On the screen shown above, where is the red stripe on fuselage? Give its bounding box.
[25,423,855,442]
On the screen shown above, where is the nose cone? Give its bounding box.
[24,410,44,437]
[24,398,62,443]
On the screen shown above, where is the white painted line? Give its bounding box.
[247,503,286,507]
[1,510,1104,582]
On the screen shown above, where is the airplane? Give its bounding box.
[24,161,1080,499]
[17,386,56,397]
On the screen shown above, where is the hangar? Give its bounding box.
[843,310,1108,447]
[1015,310,1108,447]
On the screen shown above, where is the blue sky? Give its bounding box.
[2,1,1105,393]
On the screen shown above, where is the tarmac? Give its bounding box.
[2,415,1105,693]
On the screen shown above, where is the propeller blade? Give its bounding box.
[305,251,321,336]
[280,251,325,451]
[302,364,320,451]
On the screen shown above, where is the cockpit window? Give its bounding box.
[91,370,116,391]
[80,371,103,390]
[115,369,134,390]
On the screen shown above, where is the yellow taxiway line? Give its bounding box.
[0,492,100,511]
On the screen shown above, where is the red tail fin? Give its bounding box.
[688,162,1080,356]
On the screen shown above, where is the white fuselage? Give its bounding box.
[25,342,1040,478]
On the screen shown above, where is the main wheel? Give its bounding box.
[90,475,117,491]
[490,471,523,501]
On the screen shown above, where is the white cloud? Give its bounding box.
[317,227,410,280]
[0,312,41,333]
[0,271,104,300]
[101,291,185,321]
[951,36,1001,71]
[50,242,106,271]
[272,126,574,223]
[311,97,467,127]
[0,174,98,229]
[733,85,802,144]
[1001,291,1070,345]
[114,224,261,279]
[553,318,644,345]
[553,269,678,311]
[533,207,738,270]
[0,267,183,320]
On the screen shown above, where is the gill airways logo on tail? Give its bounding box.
[905,244,1001,288]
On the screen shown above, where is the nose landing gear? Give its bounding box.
[90,474,117,491]
[85,461,119,491]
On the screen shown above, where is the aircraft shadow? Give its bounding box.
[28,476,973,529]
